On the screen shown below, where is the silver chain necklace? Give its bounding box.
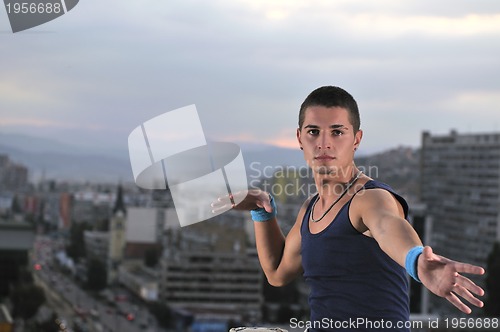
[310,171,363,223]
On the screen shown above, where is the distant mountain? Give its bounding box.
[239,143,306,170]
[0,133,306,184]
[0,132,97,155]
[0,133,420,198]
[355,146,420,202]
[0,142,133,184]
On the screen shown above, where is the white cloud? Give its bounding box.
[440,89,500,114]
[1,0,499,154]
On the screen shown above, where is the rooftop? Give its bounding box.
[0,221,35,251]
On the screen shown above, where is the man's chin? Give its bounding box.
[313,165,339,175]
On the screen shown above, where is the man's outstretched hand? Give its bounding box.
[211,189,273,214]
[418,246,485,314]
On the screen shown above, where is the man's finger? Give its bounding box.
[452,283,484,308]
[454,262,485,276]
[445,292,472,315]
[211,203,231,214]
[456,274,485,297]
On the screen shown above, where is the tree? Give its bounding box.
[17,266,34,284]
[10,284,46,320]
[95,218,110,232]
[86,258,107,291]
[36,312,60,332]
[485,242,500,316]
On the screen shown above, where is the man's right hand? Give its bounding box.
[211,189,273,213]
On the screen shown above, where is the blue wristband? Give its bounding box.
[405,246,424,283]
[250,195,277,222]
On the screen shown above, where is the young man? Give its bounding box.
[214,86,485,331]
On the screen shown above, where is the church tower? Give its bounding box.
[108,184,127,283]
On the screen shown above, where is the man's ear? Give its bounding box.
[354,129,363,151]
[296,127,303,150]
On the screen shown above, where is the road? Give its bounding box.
[34,235,166,332]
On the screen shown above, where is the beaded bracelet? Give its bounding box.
[405,246,424,283]
[250,195,277,222]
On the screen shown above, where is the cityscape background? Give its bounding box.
[1,129,500,331]
[1,0,500,331]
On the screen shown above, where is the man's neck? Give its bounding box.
[313,166,359,199]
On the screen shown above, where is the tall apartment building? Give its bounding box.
[420,130,500,314]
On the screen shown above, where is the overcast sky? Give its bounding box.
[1,0,500,156]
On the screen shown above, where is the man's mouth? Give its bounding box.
[315,155,335,161]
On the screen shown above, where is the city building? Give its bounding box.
[84,186,167,285]
[0,155,28,192]
[71,190,114,225]
[108,185,127,283]
[420,130,500,314]
[59,192,72,229]
[124,206,164,256]
[118,261,159,302]
[0,221,35,297]
[84,231,109,262]
[39,191,63,231]
[159,211,263,323]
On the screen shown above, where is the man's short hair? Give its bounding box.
[299,86,361,133]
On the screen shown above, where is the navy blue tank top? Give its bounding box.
[300,180,410,331]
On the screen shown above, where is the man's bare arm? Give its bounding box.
[352,189,485,314]
[254,209,304,286]
[217,190,306,286]
[351,188,421,266]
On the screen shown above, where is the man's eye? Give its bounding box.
[307,129,319,135]
[332,130,343,136]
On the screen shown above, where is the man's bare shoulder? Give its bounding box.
[351,186,405,221]
[352,185,403,209]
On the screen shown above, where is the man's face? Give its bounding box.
[296,106,362,177]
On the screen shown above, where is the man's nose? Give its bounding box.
[318,133,332,150]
